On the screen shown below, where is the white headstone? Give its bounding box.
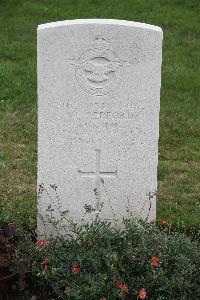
[37,19,163,234]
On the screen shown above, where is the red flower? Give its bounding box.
[38,239,46,246]
[72,263,79,273]
[41,257,49,265]
[150,256,160,267]
[139,288,147,299]
[99,296,106,300]
[161,219,168,225]
[116,281,128,294]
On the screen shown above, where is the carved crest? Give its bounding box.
[68,35,124,96]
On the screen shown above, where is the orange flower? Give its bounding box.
[41,257,49,265]
[72,263,79,273]
[139,288,147,299]
[150,256,160,267]
[38,239,46,246]
[161,219,168,225]
[116,281,128,294]
[116,282,124,289]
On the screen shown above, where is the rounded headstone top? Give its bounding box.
[38,19,163,34]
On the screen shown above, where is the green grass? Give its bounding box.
[0,0,199,231]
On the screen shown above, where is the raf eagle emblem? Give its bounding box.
[67,34,124,96]
[80,60,122,83]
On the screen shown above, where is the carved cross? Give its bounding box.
[78,149,117,215]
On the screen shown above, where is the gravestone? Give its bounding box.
[37,19,163,234]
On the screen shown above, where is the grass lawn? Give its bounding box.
[0,0,199,231]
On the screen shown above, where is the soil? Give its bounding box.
[0,272,56,300]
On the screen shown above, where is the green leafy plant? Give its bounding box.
[15,217,200,300]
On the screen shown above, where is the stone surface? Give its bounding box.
[37,19,163,235]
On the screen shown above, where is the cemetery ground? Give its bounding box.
[0,0,199,234]
[0,1,200,299]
